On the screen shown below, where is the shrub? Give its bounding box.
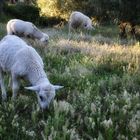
[38,16,65,27]
[4,3,40,24]
[36,0,73,20]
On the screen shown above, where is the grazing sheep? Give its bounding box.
[0,35,63,109]
[68,11,94,35]
[6,19,49,43]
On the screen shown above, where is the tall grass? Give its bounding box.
[0,23,140,140]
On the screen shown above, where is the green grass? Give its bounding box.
[0,23,140,140]
[0,23,6,39]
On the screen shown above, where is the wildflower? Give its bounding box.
[132,138,138,140]
[121,135,126,140]
[41,131,46,140]
[22,126,26,132]
[135,92,139,98]
[12,114,19,127]
[39,120,47,126]
[102,118,113,129]
[97,132,104,140]
[129,111,140,133]
[70,129,80,140]
[26,130,35,137]
[92,121,95,129]
[123,90,131,105]
[48,126,56,140]
[123,90,128,99]
[91,103,96,113]
[8,103,14,110]
[110,102,115,113]
[54,100,74,114]
[129,119,137,132]
[12,122,19,127]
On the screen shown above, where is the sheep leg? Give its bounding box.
[68,22,72,40]
[8,76,12,88]
[7,26,14,35]
[0,69,7,101]
[11,73,20,100]
[86,29,90,36]
[80,29,83,36]
[7,28,13,35]
[68,26,76,40]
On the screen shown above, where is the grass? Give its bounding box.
[0,22,140,140]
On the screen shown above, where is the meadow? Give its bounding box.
[0,23,139,140]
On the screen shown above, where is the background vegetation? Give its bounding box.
[0,0,140,140]
[1,0,140,40]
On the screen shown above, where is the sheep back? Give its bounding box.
[7,19,34,36]
[69,11,91,29]
[0,35,43,75]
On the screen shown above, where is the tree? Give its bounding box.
[37,0,76,20]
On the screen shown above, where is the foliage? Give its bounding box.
[1,0,140,27]
[0,0,4,14]
[36,0,75,20]
[36,0,140,25]
[3,3,40,24]
[38,16,66,27]
[2,2,65,26]
[119,0,140,24]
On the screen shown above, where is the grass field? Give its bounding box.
[0,23,140,140]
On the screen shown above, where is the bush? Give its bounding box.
[38,16,66,27]
[4,3,40,25]
[3,3,65,27]
[36,0,73,20]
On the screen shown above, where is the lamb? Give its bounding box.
[68,11,94,35]
[0,35,63,109]
[6,19,49,43]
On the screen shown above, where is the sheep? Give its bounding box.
[0,35,63,109]
[6,19,49,43]
[68,11,94,37]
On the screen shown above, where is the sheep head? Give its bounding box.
[40,33,49,43]
[25,84,63,109]
[84,19,95,30]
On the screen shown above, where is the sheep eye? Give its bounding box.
[44,89,49,91]
[39,95,44,102]
[84,24,87,27]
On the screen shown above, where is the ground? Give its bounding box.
[0,23,140,140]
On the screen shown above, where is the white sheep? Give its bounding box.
[68,11,94,35]
[0,35,63,109]
[6,19,49,43]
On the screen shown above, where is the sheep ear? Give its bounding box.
[24,86,40,91]
[53,85,64,90]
